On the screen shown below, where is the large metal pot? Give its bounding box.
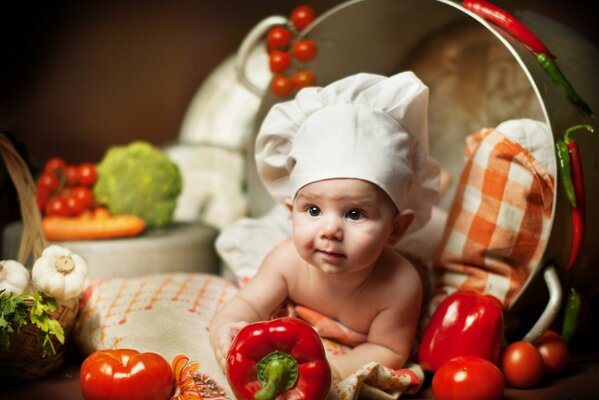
[239,0,598,339]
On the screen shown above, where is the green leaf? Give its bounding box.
[0,290,28,349]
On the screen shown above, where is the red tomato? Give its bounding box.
[432,356,504,400]
[290,5,316,31]
[292,70,316,89]
[64,165,79,187]
[269,50,292,74]
[80,349,174,400]
[535,330,569,377]
[267,26,292,49]
[45,197,69,216]
[271,75,294,97]
[292,39,317,63]
[65,195,87,216]
[44,157,66,173]
[500,341,544,388]
[36,188,49,211]
[77,163,97,186]
[73,186,94,208]
[38,171,60,193]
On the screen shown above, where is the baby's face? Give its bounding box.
[287,178,400,276]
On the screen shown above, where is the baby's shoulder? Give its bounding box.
[377,249,422,293]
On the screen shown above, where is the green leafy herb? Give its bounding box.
[28,292,65,357]
[0,290,28,349]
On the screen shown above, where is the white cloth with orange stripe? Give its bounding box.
[431,118,555,309]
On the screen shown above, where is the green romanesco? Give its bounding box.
[93,141,182,228]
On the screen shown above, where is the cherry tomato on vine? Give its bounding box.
[432,356,504,400]
[271,75,294,97]
[36,188,49,211]
[269,50,292,73]
[292,70,316,89]
[77,163,97,186]
[73,186,94,209]
[291,5,316,31]
[267,26,292,50]
[292,39,317,63]
[80,349,174,400]
[64,165,78,187]
[65,195,87,216]
[535,330,569,377]
[500,341,544,388]
[45,197,69,217]
[37,171,60,193]
[44,157,66,174]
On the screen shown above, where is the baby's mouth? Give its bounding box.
[317,249,346,259]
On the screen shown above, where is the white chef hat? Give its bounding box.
[255,71,440,234]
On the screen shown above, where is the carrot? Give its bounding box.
[42,208,145,241]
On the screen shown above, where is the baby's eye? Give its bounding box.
[346,209,365,220]
[307,205,321,217]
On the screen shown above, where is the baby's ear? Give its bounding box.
[284,198,293,213]
[387,209,414,246]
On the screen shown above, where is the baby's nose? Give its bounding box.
[320,217,343,240]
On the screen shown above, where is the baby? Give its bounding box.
[209,71,440,382]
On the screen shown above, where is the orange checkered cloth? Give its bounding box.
[432,127,555,309]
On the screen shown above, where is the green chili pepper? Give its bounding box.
[537,53,594,117]
[555,140,577,208]
[561,287,582,343]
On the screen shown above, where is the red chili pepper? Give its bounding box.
[563,124,594,271]
[226,317,331,400]
[418,290,504,372]
[463,0,555,58]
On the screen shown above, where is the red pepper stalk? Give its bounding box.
[418,290,504,372]
[462,0,555,58]
[563,124,594,271]
[226,317,331,400]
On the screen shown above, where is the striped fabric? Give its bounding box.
[432,127,554,308]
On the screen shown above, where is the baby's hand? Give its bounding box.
[211,321,249,372]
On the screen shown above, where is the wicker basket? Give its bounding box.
[0,133,80,381]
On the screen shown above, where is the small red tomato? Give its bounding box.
[44,157,66,174]
[45,197,69,216]
[269,50,292,74]
[292,70,316,89]
[77,163,97,186]
[65,195,87,216]
[73,186,94,209]
[80,349,174,400]
[292,39,317,63]
[432,356,504,400]
[38,171,60,193]
[271,75,294,97]
[500,341,544,388]
[291,5,316,31]
[535,330,569,377]
[64,165,79,187]
[267,26,292,49]
[36,188,49,211]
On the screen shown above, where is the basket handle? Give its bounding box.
[0,133,48,264]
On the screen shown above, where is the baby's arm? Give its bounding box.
[329,265,423,379]
[209,241,292,369]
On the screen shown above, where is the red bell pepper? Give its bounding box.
[226,317,331,400]
[418,290,504,372]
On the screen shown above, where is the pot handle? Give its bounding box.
[235,15,288,96]
[522,264,562,342]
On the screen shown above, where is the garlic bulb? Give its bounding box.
[0,260,30,295]
[32,245,88,301]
